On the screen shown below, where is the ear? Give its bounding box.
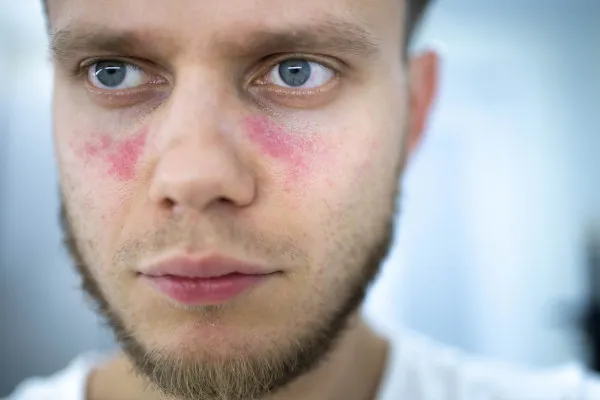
[407,51,439,155]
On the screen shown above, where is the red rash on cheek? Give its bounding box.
[81,129,148,181]
[242,116,315,176]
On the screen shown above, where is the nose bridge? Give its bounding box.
[147,68,256,211]
[160,69,224,147]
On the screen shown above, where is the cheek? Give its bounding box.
[242,115,323,183]
[78,128,148,181]
[64,128,149,238]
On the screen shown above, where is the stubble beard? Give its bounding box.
[59,159,403,400]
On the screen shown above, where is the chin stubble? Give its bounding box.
[59,167,400,400]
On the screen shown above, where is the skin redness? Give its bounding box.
[80,116,319,184]
[47,0,438,397]
[243,115,321,179]
[81,128,148,181]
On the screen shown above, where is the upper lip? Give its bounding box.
[139,254,277,279]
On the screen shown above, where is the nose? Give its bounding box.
[148,81,256,214]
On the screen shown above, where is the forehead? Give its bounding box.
[47,0,406,53]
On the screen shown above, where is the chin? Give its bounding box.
[109,282,311,364]
[132,309,283,357]
[139,330,283,368]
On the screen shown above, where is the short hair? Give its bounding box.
[41,0,431,43]
[406,0,431,41]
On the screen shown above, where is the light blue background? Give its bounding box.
[1,0,598,396]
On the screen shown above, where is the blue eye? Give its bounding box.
[268,59,335,89]
[88,61,149,90]
[278,59,311,87]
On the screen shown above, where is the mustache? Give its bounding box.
[61,201,308,269]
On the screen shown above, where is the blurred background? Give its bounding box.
[1,0,599,396]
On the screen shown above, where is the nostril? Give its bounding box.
[160,197,176,209]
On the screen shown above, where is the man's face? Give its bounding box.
[49,0,436,398]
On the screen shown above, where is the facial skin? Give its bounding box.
[48,0,437,399]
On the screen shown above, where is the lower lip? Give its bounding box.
[144,273,269,305]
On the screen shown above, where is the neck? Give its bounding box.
[266,315,389,400]
[87,315,389,400]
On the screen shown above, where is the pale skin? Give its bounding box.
[47,0,438,398]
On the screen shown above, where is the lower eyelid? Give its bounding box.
[84,83,171,109]
[250,75,340,99]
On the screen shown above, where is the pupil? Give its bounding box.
[95,61,126,87]
[278,59,311,87]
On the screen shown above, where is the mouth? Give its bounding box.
[139,254,280,306]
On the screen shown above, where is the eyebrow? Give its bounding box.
[220,21,380,58]
[50,19,380,64]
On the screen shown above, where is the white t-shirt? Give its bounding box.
[7,329,600,400]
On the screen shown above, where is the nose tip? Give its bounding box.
[148,138,256,214]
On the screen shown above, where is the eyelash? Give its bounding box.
[74,54,341,91]
[252,53,341,82]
